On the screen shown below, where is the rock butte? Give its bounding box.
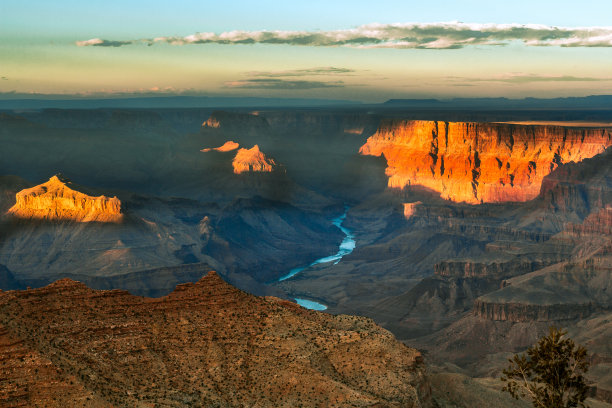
[7,175,122,223]
[360,120,612,204]
[200,140,240,153]
[0,271,429,407]
[232,145,276,174]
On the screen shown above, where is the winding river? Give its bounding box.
[277,208,356,311]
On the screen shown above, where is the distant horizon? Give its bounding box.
[2,1,612,102]
[2,92,612,103]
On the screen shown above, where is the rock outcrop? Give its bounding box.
[200,140,240,152]
[403,202,422,219]
[0,271,430,407]
[7,175,122,223]
[232,145,276,174]
[360,121,612,204]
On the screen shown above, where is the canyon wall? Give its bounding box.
[473,299,602,322]
[360,120,612,204]
[7,175,122,223]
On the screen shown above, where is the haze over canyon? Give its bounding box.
[0,102,611,407]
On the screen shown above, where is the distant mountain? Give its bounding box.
[0,95,360,110]
[383,95,612,109]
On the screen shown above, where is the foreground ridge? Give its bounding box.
[0,271,430,407]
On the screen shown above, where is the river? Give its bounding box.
[277,207,356,310]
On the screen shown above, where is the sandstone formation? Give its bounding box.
[200,140,240,152]
[232,145,276,174]
[0,271,430,407]
[360,121,612,204]
[7,175,122,223]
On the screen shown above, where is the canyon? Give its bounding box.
[0,106,611,406]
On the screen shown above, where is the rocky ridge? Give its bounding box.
[0,271,430,407]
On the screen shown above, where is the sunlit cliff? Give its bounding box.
[232,145,276,174]
[7,175,122,222]
[360,120,612,204]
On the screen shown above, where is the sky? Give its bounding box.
[1,0,612,102]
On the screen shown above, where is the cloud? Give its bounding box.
[1,77,7,81]
[76,22,612,49]
[224,78,344,90]
[447,73,612,84]
[248,67,356,77]
[76,38,135,47]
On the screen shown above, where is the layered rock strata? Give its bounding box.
[360,121,612,204]
[7,175,122,223]
[0,271,430,407]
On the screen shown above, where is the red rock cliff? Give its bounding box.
[360,121,612,204]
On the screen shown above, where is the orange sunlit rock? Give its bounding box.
[403,202,422,219]
[8,175,122,223]
[232,145,276,174]
[200,141,240,153]
[360,120,612,204]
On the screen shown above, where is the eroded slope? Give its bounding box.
[0,271,430,407]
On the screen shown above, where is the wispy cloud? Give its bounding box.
[1,77,7,81]
[248,67,356,77]
[76,22,612,49]
[0,87,193,99]
[224,78,344,90]
[447,73,612,84]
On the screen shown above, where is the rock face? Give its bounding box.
[0,271,430,407]
[360,120,612,204]
[232,145,276,174]
[7,175,122,223]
